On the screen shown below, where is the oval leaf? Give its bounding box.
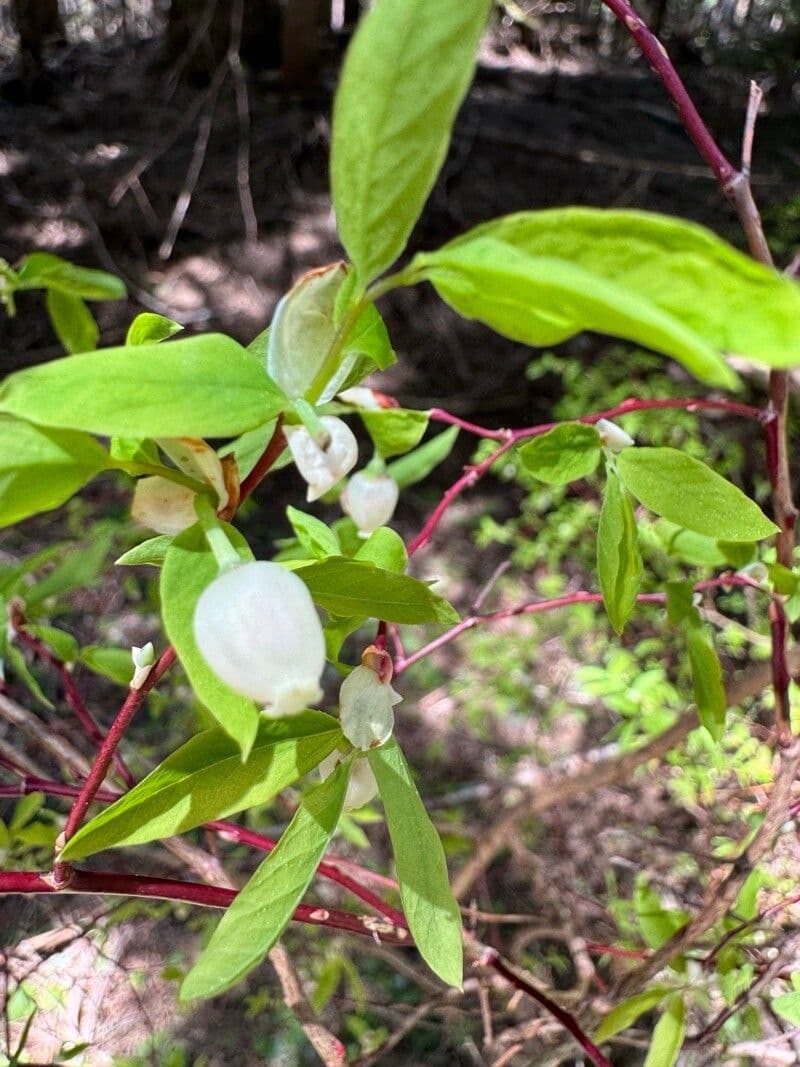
[0,335,286,438]
[595,986,674,1043]
[45,290,98,354]
[687,626,727,740]
[368,739,462,987]
[60,711,344,860]
[643,995,686,1067]
[331,0,490,284]
[617,447,777,542]
[518,423,602,484]
[180,761,348,1001]
[598,467,642,635]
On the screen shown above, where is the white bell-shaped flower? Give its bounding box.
[339,663,401,750]
[193,560,325,716]
[284,416,358,502]
[596,418,634,452]
[341,471,399,537]
[319,752,378,811]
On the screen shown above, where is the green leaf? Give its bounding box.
[16,252,126,300]
[654,520,727,567]
[643,995,685,1067]
[60,711,344,860]
[115,536,172,568]
[772,989,800,1026]
[665,581,697,627]
[388,426,458,489]
[9,791,44,833]
[412,236,736,389]
[0,416,110,527]
[7,644,53,709]
[331,0,490,285]
[617,448,777,542]
[0,335,287,438]
[24,529,114,607]
[438,208,800,372]
[296,557,458,625]
[286,507,341,559]
[634,881,689,950]
[368,739,462,987]
[126,312,183,346]
[595,986,673,1043]
[355,527,408,574]
[79,646,134,686]
[687,627,727,740]
[339,303,396,387]
[518,423,602,484]
[161,522,260,754]
[24,624,79,663]
[180,760,348,1000]
[597,468,642,635]
[45,290,99,354]
[218,420,284,481]
[360,408,429,458]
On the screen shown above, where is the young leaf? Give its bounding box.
[16,252,126,300]
[296,557,458,624]
[687,627,727,740]
[286,507,341,559]
[413,237,736,389]
[79,646,134,686]
[594,986,673,1043]
[180,761,348,1001]
[126,312,183,346]
[354,527,408,574]
[518,423,602,484]
[331,0,491,285]
[0,416,110,527]
[115,536,172,568]
[368,739,462,987]
[617,448,777,542]
[360,408,429,458]
[0,335,287,438]
[60,712,344,860]
[597,468,642,635]
[161,522,260,754]
[643,995,685,1067]
[45,290,98,354]
[388,426,459,489]
[440,208,800,371]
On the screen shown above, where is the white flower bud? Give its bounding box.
[596,418,634,452]
[284,416,358,502]
[130,642,155,690]
[193,561,325,716]
[341,471,399,538]
[337,387,382,411]
[738,561,768,584]
[319,752,378,810]
[339,664,401,750]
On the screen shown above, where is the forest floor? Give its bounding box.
[1,31,800,1066]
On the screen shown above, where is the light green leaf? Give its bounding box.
[388,426,458,489]
[24,624,79,663]
[218,420,285,481]
[7,644,53,709]
[598,468,642,635]
[595,986,673,1043]
[643,995,685,1067]
[0,335,287,438]
[360,408,429,458]
[518,423,602,484]
[355,527,407,574]
[339,302,396,387]
[297,557,458,625]
[687,627,727,740]
[0,416,110,528]
[126,312,183,346]
[115,536,172,568]
[331,0,490,285]
[79,646,134,686]
[368,739,462,987]
[634,881,689,950]
[24,529,114,607]
[413,236,736,388]
[654,520,727,567]
[617,448,777,542]
[286,507,341,558]
[440,208,800,371]
[161,522,260,754]
[772,989,800,1026]
[16,252,126,300]
[45,290,98,354]
[60,711,344,860]
[180,760,348,1000]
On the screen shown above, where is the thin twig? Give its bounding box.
[159,95,220,260]
[228,0,258,243]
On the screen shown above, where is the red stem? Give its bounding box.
[239,418,286,501]
[599,0,736,189]
[13,627,134,788]
[0,869,409,944]
[480,947,612,1067]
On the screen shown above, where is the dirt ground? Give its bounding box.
[1,30,800,1066]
